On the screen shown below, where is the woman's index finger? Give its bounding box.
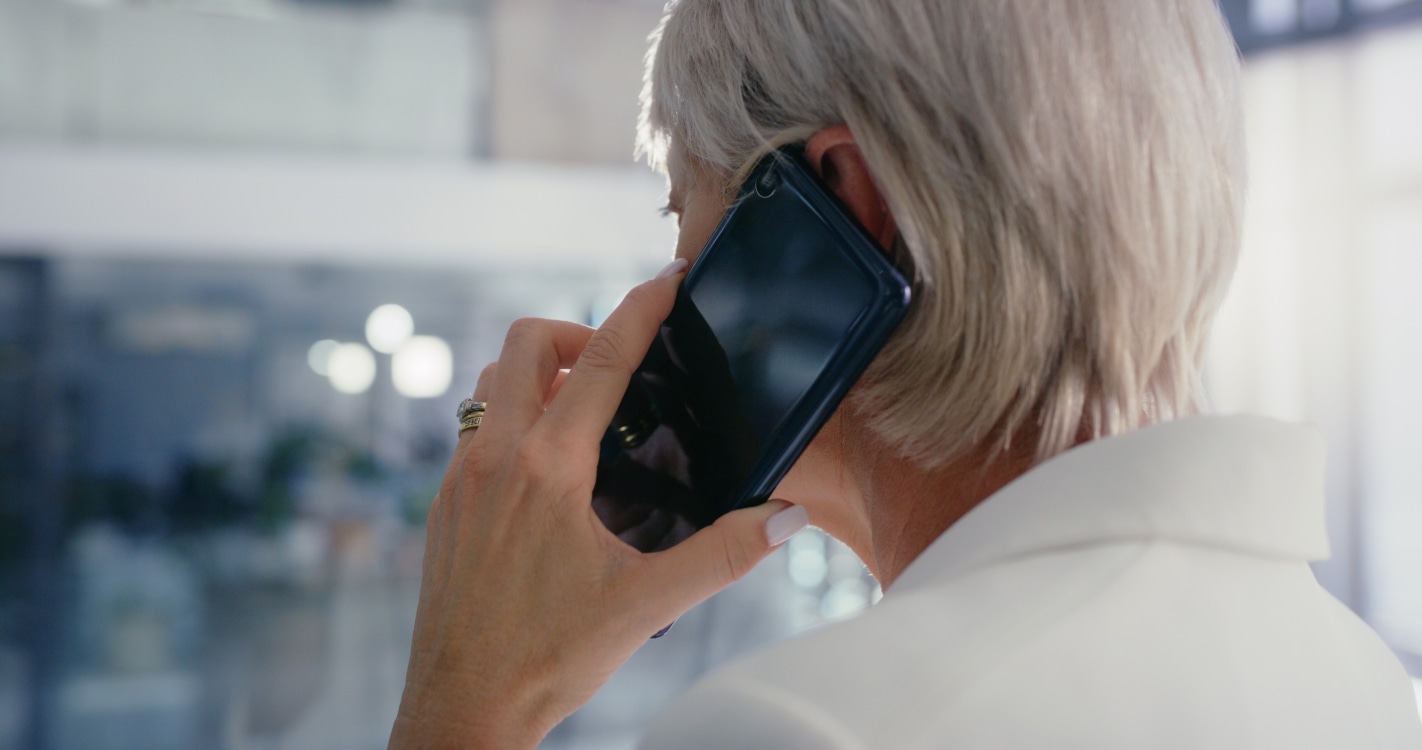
[485,318,596,437]
[539,261,687,450]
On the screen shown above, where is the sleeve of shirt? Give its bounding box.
[637,673,869,750]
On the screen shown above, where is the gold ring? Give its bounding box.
[459,411,484,434]
[456,398,486,435]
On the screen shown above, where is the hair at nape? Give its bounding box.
[640,0,1247,467]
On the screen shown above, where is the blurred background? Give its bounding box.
[0,0,1418,747]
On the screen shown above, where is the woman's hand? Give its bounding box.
[388,259,809,749]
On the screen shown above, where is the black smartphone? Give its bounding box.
[593,146,911,555]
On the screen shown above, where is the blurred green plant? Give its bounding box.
[66,426,395,539]
[170,461,247,530]
[66,473,159,534]
[254,430,317,535]
[401,475,442,527]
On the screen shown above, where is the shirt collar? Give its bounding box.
[890,415,1330,596]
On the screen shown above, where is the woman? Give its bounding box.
[390,1,1422,748]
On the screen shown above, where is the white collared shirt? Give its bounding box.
[640,416,1422,749]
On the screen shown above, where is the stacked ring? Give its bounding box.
[456,398,487,435]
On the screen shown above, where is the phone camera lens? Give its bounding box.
[616,410,659,449]
[755,168,779,198]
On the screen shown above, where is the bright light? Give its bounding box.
[1250,0,1297,34]
[826,552,865,586]
[391,335,453,398]
[307,339,339,376]
[820,581,869,620]
[365,304,414,354]
[327,343,376,394]
[789,548,828,589]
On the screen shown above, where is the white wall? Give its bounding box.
[0,145,677,271]
[0,0,484,156]
[487,0,662,163]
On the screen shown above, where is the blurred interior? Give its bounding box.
[0,0,1419,747]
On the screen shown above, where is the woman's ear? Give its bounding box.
[803,125,899,251]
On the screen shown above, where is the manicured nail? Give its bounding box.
[656,258,689,280]
[765,504,809,547]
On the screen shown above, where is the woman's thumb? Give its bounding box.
[643,501,809,620]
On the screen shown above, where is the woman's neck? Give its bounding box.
[841,428,1045,590]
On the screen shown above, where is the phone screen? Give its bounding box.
[593,151,909,555]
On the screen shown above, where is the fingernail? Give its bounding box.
[656,258,689,280]
[765,504,809,547]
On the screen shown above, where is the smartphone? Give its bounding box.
[593,146,912,557]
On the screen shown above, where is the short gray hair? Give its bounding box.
[639,0,1246,466]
